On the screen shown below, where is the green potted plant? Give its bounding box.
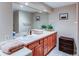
[41,25,47,30]
[47,24,53,31]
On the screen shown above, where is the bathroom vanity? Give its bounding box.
[23,31,57,56]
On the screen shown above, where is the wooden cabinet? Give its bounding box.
[28,41,39,49]
[52,33,57,47]
[26,32,57,56]
[59,36,74,54]
[44,38,48,55]
[26,41,40,56]
[48,35,53,52]
[34,44,44,56]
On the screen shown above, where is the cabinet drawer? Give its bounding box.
[59,43,74,49]
[59,39,73,44]
[60,45,74,49]
[59,42,73,45]
[59,47,74,54]
[28,41,39,49]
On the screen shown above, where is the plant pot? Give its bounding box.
[42,28,47,31]
[47,29,53,31]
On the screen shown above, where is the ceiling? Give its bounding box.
[12,2,76,13]
[12,3,39,13]
[44,2,76,8]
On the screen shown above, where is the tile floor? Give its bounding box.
[47,47,71,56]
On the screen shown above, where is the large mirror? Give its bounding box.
[12,2,49,35]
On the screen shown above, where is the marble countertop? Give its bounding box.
[15,31,57,45]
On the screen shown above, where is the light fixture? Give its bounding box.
[43,9,47,12]
[25,2,29,6]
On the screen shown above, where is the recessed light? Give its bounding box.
[25,2,29,5]
[20,5,23,8]
[43,9,47,12]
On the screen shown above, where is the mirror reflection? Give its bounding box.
[13,2,49,35]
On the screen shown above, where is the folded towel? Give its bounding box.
[31,29,43,35]
[0,40,24,54]
[9,44,24,54]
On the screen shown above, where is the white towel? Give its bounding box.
[0,40,24,54]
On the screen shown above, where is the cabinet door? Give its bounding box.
[44,38,48,55]
[28,41,39,49]
[26,45,35,56]
[34,44,44,56]
[48,35,53,52]
[26,41,39,56]
[52,33,57,47]
[31,48,35,56]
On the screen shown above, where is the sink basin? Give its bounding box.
[16,34,38,40]
[26,34,38,39]
[15,34,38,44]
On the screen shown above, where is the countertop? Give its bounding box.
[0,31,56,56]
[15,31,57,45]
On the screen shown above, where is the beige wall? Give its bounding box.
[49,4,76,37]
[0,3,13,42]
[48,4,78,54]
[32,13,49,29]
[76,3,79,56]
